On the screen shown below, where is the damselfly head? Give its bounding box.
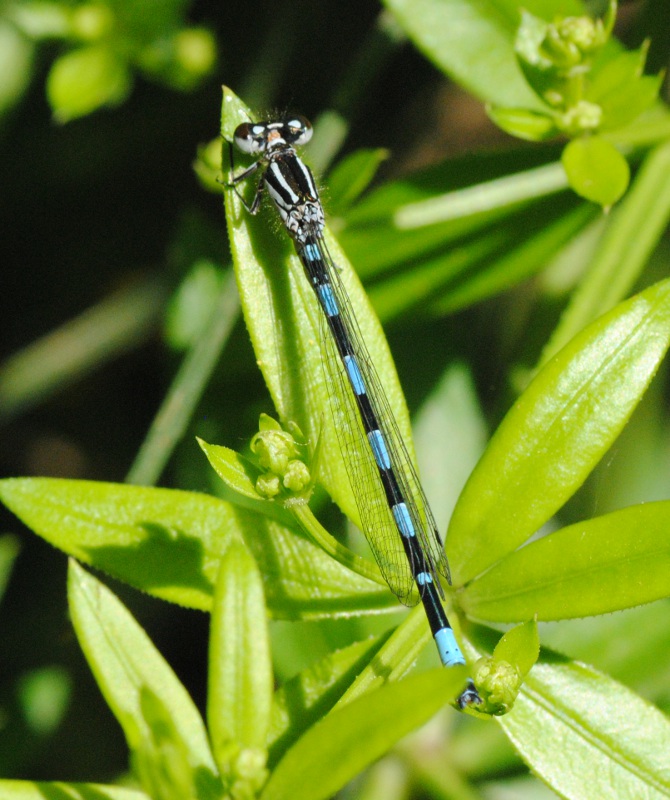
[233,116,313,154]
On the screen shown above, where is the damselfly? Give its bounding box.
[227,115,480,708]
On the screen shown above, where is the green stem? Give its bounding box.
[539,139,670,366]
[291,503,385,588]
[126,270,240,486]
[0,276,166,425]
[394,162,569,229]
[337,604,432,705]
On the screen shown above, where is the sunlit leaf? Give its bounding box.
[461,502,670,621]
[562,136,630,207]
[268,635,390,768]
[381,0,583,106]
[449,279,670,584]
[199,439,263,501]
[0,478,391,619]
[47,45,130,121]
[493,620,539,679]
[208,539,273,778]
[500,656,670,798]
[261,667,466,800]
[0,781,147,800]
[67,561,221,798]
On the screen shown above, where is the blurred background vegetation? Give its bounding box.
[1,0,669,796]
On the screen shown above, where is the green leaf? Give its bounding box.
[414,363,488,534]
[562,136,630,207]
[461,502,670,621]
[500,657,670,798]
[67,561,221,799]
[0,534,19,602]
[198,438,264,501]
[0,478,391,619]
[540,140,670,363]
[261,667,466,800]
[592,45,647,96]
[0,781,148,800]
[208,539,273,781]
[131,690,221,800]
[600,73,663,133]
[514,7,555,91]
[326,148,389,214]
[46,45,131,122]
[341,155,594,321]
[587,45,663,131]
[486,105,558,141]
[366,229,505,320]
[342,151,570,281]
[540,603,670,693]
[268,635,391,767]
[381,0,583,107]
[492,620,539,679]
[17,666,71,736]
[0,21,35,116]
[448,278,670,585]
[334,604,440,704]
[221,87,418,530]
[428,201,594,316]
[165,260,226,349]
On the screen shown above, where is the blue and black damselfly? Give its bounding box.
[227,115,481,708]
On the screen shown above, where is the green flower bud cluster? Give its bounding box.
[251,416,312,504]
[488,1,662,206]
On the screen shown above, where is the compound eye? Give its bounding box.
[287,116,312,145]
[233,121,266,154]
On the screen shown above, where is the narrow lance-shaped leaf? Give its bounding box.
[336,604,435,705]
[499,656,670,799]
[381,0,583,107]
[198,438,265,502]
[540,139,670,364]
[208,538,273,786]
[67,561,221,798]
[429,202,594,316]
[0,478,391,620]
[460,501,670,622]
[0,781,148,800]
[448,278,670,585]
[261,667,466,800]
[268,635,391,768]
[326,147,389,214]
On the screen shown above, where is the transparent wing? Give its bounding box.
[299,236,450,606]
